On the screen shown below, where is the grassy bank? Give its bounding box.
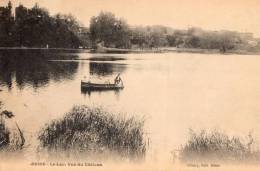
[38,106,146,160]
[179,129,260,164]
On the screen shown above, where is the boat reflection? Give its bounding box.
[80,86,122,96]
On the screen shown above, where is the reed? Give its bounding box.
[38,105,146,160]
[0,122,10,149]
[179,129,260,164]
[0,101,24,152]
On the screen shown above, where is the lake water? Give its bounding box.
[1,50,260,162]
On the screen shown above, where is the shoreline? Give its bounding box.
[92,47,260,55]
[0,47,260,55]
[0,47,91,52]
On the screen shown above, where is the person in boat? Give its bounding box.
[114,74,122,85]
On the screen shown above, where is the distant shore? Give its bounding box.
[0,47,91,52]
[0,47,260,55]
[91,46,260,55]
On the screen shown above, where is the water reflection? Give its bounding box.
[89,62,127,76]
[88,56,126,61]
[81,87,122,97]
[0,50,79,90]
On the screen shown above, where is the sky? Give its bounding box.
[1,0,260,37]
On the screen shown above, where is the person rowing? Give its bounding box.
[114,74,123,85]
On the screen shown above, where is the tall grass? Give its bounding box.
[0,101,24,152]
[0,122,10,149]
[179,129,260,164]
[38,105,146,160]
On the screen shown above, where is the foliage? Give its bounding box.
[130,25,172,48]
[0,2,82,48]
[0,1,15,47]
[0,1,259,52]
[0,102,9,148]
[0,101,23,151]
[90,11,130,48]
[165,28,245,51]
[179,129,260,164]
[38,106,146,160]
[14,4,81,48]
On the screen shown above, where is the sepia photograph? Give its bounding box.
[0,0,260,170]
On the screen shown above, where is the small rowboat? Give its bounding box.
[81,81,124,90]
[81,74,124,91]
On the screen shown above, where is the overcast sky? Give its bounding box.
[2,0,260,37]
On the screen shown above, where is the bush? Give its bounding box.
[0,122,10,149]
[0,101,24,152]
[179,129,260,164]
[38,106,146,160]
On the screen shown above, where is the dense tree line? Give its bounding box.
[0,1,259,52]
[0,3,83,48]
[165,28,242,52]
[90,12,260,52]
[150,27,257,52]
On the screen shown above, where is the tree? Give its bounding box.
[14,3,81,48]
[130,27,149,48]
[89,12,130,48]
[217,31,240,53]
[166,34,177,46]
[0,1,15,47]
[130,26,170,48]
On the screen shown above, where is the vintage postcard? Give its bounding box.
[0,0,260,170]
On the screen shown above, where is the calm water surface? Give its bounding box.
[1,50,260,161]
